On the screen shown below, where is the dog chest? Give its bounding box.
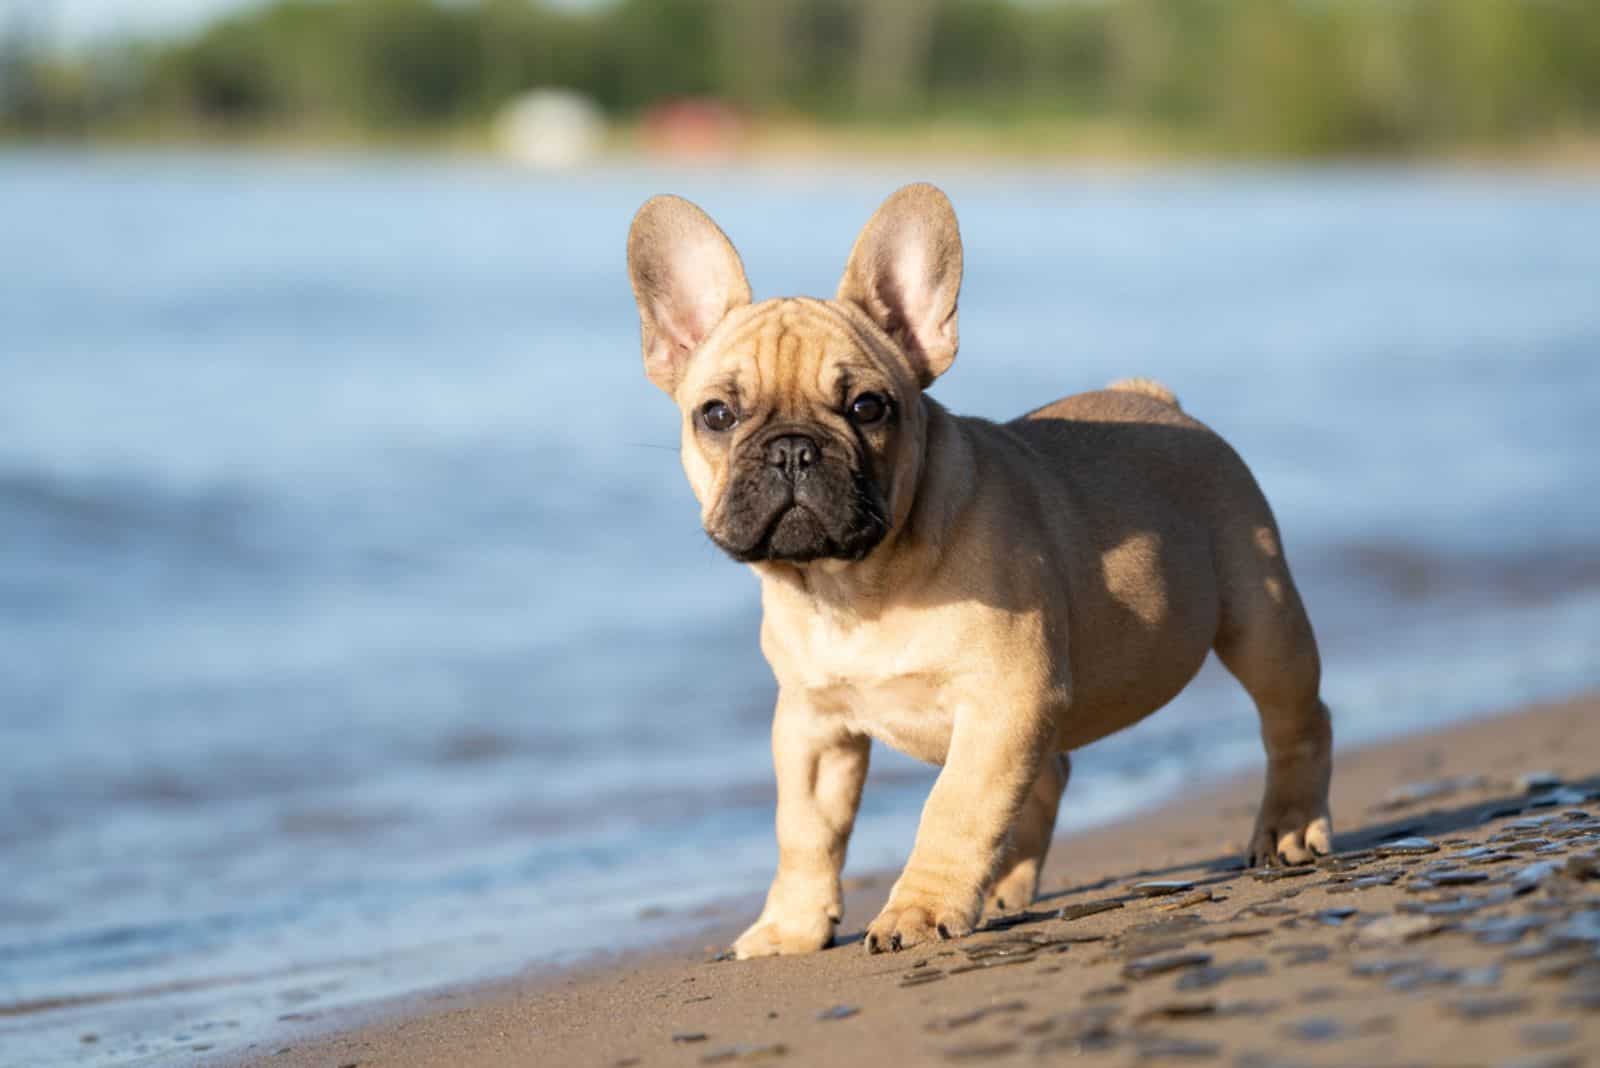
[765,613,966,766]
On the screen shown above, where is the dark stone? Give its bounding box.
[1559,988,1600,1012]
[948,956,1035,975]
[700,1043,788,1064]
[1315,908,1357,926]
[1272,944,1332,966]
[673,1032,710,1044]
[900,969,947,987]
[1124,951,1213,980]
[1281,1017,1345,1042]
[1134,1034,1222,1060]
[1349,957,1425,978]
[1548,910,1600,944]
[816,1004,858,1021]
[1469,916,1546,944]
[1432,870,1491,886]
[1252,867,1314,883]
[1520,1022,1577,1047]
[1450,995,1530,1019]
[1136,1000,1219,1023]
[1131,880,1197,897]
[1520,772,1564,793]
[1084,983,1128,999]
[925,1001,1027,1032]
[1529,789,1590,809]
[1177,959,1270,991]
[942,1041,1022,1062]
[1200,927,1273,944]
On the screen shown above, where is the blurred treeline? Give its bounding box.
[4,0,1600,156]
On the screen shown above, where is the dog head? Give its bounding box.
[626,183,964,566]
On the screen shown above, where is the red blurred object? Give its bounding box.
[638,98,747,159]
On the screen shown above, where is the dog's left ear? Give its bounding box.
[627,195,752,396]
[836,183,963,388]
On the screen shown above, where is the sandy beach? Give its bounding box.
[225,691,1600,1068]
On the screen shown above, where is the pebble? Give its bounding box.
[1162,889,1216,911]
[816,1004,858,1021]
[1351,873,1402,889]
[1314,908,1357,926]
[1378,776,1485,810]
[1131,880,1197,897]
[1432,869,1491,886]
[1252,867,1314,883]
[1123,950,1213,980]
[1376,837,1440,857]
[673,1032,710,1044]
[1354,914,1442,945]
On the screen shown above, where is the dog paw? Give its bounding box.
[863,896,975,954]
[984,861,1041,915]
[732,910,836,959]
[1248,790,1333,867]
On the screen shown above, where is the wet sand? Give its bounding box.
[232,692,1600,1068]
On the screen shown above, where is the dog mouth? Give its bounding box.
[710,480,889,565]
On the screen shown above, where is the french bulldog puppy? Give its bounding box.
[625,183,1332,958]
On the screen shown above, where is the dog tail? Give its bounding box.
[1107,377,1181,409]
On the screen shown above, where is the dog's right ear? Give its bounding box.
[627,195,752,396]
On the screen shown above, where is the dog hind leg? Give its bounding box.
[1213,521,1333,866]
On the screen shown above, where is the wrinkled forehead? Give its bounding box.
[682,297,908,402]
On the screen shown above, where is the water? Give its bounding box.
[1,150,1597,1065]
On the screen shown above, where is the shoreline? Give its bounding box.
[5,125,1600,176]
[222,689,1600,1067]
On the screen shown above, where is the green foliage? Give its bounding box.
[3,0,1599,155]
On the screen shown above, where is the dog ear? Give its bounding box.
[836,183,963,388]
[627,195,752,395]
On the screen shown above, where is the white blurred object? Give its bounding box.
[493,89,605,169]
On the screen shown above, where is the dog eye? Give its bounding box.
[848,392,889,425]
[700,400,738,433]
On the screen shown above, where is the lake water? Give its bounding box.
[1,150,1597,1066]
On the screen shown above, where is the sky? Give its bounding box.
[10,0,600,43]
[6,0,261,41]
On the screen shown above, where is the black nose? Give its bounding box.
[764,434,820,478]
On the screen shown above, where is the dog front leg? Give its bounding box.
[865,700,1052,953]
[733,690,870,959]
